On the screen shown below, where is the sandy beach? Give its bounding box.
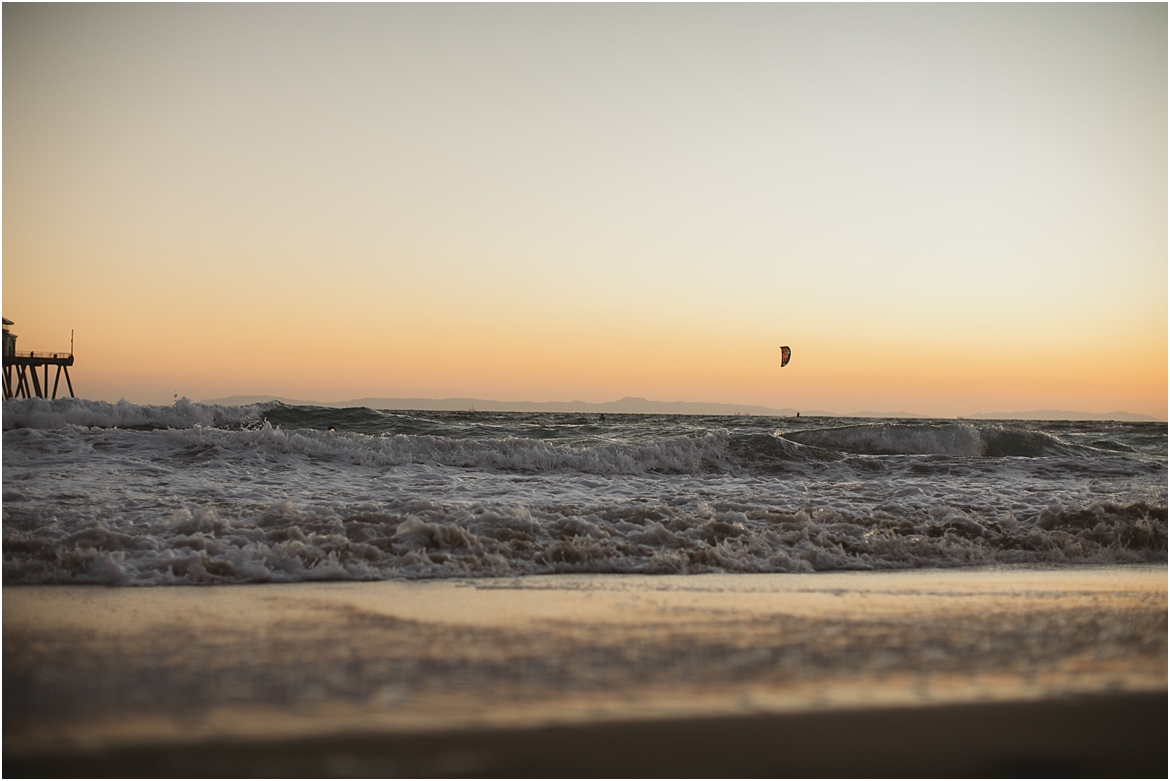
[4,564,1166,776]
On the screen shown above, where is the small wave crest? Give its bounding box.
[163,424,732,475]
[729,432,834,469]
[2,397,270,432]
[779,422,1074,458]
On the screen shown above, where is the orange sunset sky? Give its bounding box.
[3,4,1166,419]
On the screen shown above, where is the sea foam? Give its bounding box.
[3,399,1165,585]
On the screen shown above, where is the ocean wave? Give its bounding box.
[3,496,1165,586]
[779,422,1078,458]
[158,423,732,475]
[2,397,269,431]
[4,401,1164,585]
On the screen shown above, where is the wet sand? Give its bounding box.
[4,565,1166,776]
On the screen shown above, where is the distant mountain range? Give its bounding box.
[197,395,1162,421]
[962,409,1161,422]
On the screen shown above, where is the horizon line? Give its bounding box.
[194,394,1165,423]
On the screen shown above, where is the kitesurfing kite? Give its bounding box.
[780,346,791,367]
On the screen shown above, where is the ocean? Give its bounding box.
[3,397,1165,585]
[5,397,1167,774]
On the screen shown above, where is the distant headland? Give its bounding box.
[197,395,1162,422]
[961,409,1162,422]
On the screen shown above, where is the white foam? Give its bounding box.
[2,404,1165,585]
[148,422,733,476]
[2,397,269,431]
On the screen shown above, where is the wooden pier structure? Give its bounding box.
[3,317,75,400]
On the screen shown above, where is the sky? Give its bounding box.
[3,4,1166,418]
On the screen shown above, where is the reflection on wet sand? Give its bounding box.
[4,565,1166,775]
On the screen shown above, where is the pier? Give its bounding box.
[3,318,75,400]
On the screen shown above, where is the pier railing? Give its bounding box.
[12,351,73,360]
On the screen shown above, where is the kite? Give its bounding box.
[780,346,792,367]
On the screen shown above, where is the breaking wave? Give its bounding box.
[4,496,1165,586]
[3,398,1165,585]
[779,422,1077,458]
[2,397,268,431]
[119,423,731,476]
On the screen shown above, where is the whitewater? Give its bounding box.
[2,398,1165,586]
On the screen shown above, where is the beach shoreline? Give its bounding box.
[4,564,1165,775]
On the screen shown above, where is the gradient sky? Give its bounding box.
[4,4,1166,417]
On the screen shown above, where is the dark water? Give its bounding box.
[3,398,1166,584]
